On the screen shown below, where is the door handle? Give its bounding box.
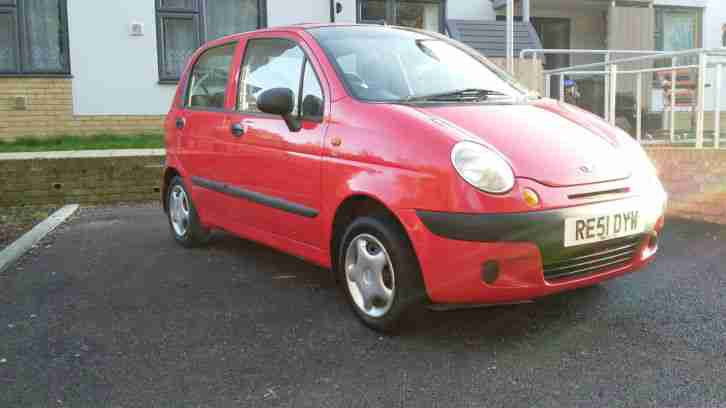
[230,122,244,137]
[175,117,185,130]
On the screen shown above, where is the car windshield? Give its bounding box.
[308,26,528,103]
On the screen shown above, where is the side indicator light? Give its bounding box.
[523,188,540,208]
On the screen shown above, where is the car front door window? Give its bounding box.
[238,39,305,114]
[300,60,324,120]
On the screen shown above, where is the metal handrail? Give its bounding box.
[544,48,726,75]
[541,48,726,149]
[520,48,670,60]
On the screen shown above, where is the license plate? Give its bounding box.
[564,210,642,248]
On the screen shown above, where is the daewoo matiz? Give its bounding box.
[162,24,667,332]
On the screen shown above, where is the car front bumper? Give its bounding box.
[398,195,666,305]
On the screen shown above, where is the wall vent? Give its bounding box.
[14,96,27,111]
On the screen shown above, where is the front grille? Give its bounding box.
[543,236,643,281]
[568,188,630,201]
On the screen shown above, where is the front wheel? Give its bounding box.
[167,176,209,247]
[338,216,425,332]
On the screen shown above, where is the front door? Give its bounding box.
[224,34,328,248]
[532,17,571,98]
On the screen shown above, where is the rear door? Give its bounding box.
[177,42,240,224]
[224,33,328,247]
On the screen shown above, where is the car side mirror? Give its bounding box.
[257,87,301,132]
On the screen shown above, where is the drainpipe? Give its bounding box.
[506,0,514,74]
[522,0,530,23]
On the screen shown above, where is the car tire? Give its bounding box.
[337,215,426,333]
[167,176,210,248]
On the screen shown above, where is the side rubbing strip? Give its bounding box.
[191,176,319,218]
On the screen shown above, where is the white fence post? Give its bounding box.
[670,57,677,142]
[695,53,707,149]
[715,63,722,149]
[559,75,565,102]
[636,73,643,142]
[545,74,551,98]
[506,0,514,74]
[609,64,618,126]
[604,53,611,121]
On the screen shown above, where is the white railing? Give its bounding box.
[520,49,670,60]
[521,49,675,121]
[541,48,726,149]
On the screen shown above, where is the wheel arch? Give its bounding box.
[329,193,413,273]
[161,166,181,213]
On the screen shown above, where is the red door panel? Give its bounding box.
[223,113,326,246]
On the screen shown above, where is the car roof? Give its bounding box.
[214,23,432,43]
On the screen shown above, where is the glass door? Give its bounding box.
[532,17,571,101]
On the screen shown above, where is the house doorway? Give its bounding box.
[531,17,571,97]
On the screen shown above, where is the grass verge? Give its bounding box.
[0,134,164,153]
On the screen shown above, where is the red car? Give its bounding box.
[162,24,667,332]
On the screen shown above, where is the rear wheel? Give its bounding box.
[338,216,425,332]
[167,176,209,247]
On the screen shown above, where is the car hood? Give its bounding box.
[414,99,631,187]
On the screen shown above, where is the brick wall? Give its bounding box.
[0,150,164,207]
[0,78,164,140]
[646,148,726,225]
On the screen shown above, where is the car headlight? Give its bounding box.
[451,141,515,194]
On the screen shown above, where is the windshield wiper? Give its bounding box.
[404,88,509,102]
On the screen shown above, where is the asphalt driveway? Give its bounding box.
[1,204,725,407]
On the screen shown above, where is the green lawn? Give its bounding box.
[0,134,164,153]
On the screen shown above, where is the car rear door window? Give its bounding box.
[186,43,236,109]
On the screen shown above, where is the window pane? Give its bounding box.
[300,61,323,118]
[397,1,440,32]
[159,0,196,10]
[360,0,385,22]
[655,8,699,51]
[238,39,304,113]
[21,0,67,72]
[206,0,259,40]
[160,15,199,80]
[187,44,235,108]
[0,12,17,72]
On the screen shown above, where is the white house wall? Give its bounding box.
[68,0,176,116]
[67,0,494,116]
